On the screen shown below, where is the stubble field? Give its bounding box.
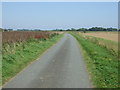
[82,32,118,42]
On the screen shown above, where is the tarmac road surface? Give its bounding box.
[3,34,92,88]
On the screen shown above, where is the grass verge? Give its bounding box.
[70,32,118,88]
[82,35,118,57]
[2,34,63,85]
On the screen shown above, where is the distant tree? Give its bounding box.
[106,28,117,31]
[76,28,82,31]
[59,29,63,31]
[71,28,76,31]
[34,29,41,31]
[5,29,8,31]
[8,29,13,31]
[89,27,107,31]
[0,28,3,32]
[82,28,87,33]
[77,28,87,33]
[66,29,71,31]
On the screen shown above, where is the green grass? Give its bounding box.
[70,32,118,88]
[0,36,2,86]
[83,35,118,57]
[2,34,63,85]
[0,54,1,86]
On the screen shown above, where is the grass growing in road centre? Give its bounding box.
[71,32,118,88]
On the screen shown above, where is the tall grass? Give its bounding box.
[83,35,118,57]
[71,32,118,88]
[2,31,54,43]
[2,33,63,85]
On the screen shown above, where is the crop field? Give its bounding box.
[81,32,118,42]
[2,31,55,44]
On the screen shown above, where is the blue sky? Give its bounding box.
[2,2,118,30]
[0,2,2,28]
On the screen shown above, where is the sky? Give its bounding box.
[0,2,2,28]
[2,2,118,30]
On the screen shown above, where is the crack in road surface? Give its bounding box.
[3,34,92,88]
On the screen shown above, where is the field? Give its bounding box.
[82,31,118,42]
[2,31,54,44]
[2,31,63,84]
[1,31,119,88]
[71,32,119,88]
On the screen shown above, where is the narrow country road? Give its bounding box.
[3,34,92,88]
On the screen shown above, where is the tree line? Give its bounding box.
[0,28,41,32]
[0,27,119,32]
[53,27,119,32]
